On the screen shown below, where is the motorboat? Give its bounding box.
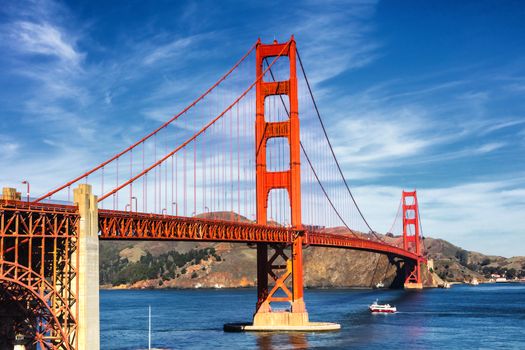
[369,299,397,313]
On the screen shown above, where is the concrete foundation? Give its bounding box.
[253,311,310,327]
[404,282,423,290]
[225,311,340,332]
[74,184,100,350]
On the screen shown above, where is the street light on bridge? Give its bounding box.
[172,202,178,216]
[131,196,137,212]
[21,180,29,202]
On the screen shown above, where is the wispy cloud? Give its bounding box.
[143,35,206,66]
[5,21,83,64]
[0,140,19,159]
[292,0,379,85]
[332,108,432,165]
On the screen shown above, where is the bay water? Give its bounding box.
[101,283,525,349]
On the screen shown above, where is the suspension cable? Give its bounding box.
[296,50,377,236]
[34,41,258,203]
[300,142,358,236]
[387,197,402,234]
[98,42,291,202]
[263,58,358,238]
[417,196,426,254]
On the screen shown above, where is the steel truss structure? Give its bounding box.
[0,200,78,349]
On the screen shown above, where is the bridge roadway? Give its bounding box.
[98,209,422,262]
[0,199,422,263]
[0,199,421,262]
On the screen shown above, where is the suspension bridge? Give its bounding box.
[0,37,427,349]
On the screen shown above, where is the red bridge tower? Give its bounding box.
[402,190,424,289]
[253,36,308,327]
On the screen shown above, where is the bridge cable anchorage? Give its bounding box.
[262,57,359,238]
[97,42,291,202]
[296,50,383,241]
[33,41,259,204]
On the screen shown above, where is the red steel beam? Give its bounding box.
[1,200,424,262]
[98,209,424,263]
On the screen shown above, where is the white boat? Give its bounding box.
[375,281,385,289]
[369,299,397,313]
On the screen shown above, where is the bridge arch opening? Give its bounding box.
[264,95,290,122]
[0,269,68,350]
[262,55,290,83]
[266,188,291,227]
[266,137,290,172]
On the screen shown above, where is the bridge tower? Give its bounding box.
[402,190,423,289]
[253,36,308,327]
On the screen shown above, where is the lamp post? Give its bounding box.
[131,196,137,212]
[172,202,178,216]
[161,208,167,217]
[21,180,30,202]
[125,204,131,212]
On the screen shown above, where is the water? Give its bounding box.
[101,283,525,349]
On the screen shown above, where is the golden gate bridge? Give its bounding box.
[0,37,426,349]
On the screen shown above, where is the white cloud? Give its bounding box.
[0,141,20,158]
[143,35,202,66]
[292,0,379,85]
[6,21,83,65]
[332,109,432,165]
[476,142,505,154]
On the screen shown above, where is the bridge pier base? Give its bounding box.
[404,259,423,290]
[404,282,423,290]
[74,184,100,350]
[224,238,340,332]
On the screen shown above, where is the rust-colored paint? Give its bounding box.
[254,37,305,314]
[0,200,79,349]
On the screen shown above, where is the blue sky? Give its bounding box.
[0,0,524,256]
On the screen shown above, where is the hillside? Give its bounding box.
[99,227,524,289]
[423,237,525,282]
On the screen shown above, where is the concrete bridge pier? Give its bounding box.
[74,184,100,350]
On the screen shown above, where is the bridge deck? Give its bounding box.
[98,209,423,262]
[0,200,423,262]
